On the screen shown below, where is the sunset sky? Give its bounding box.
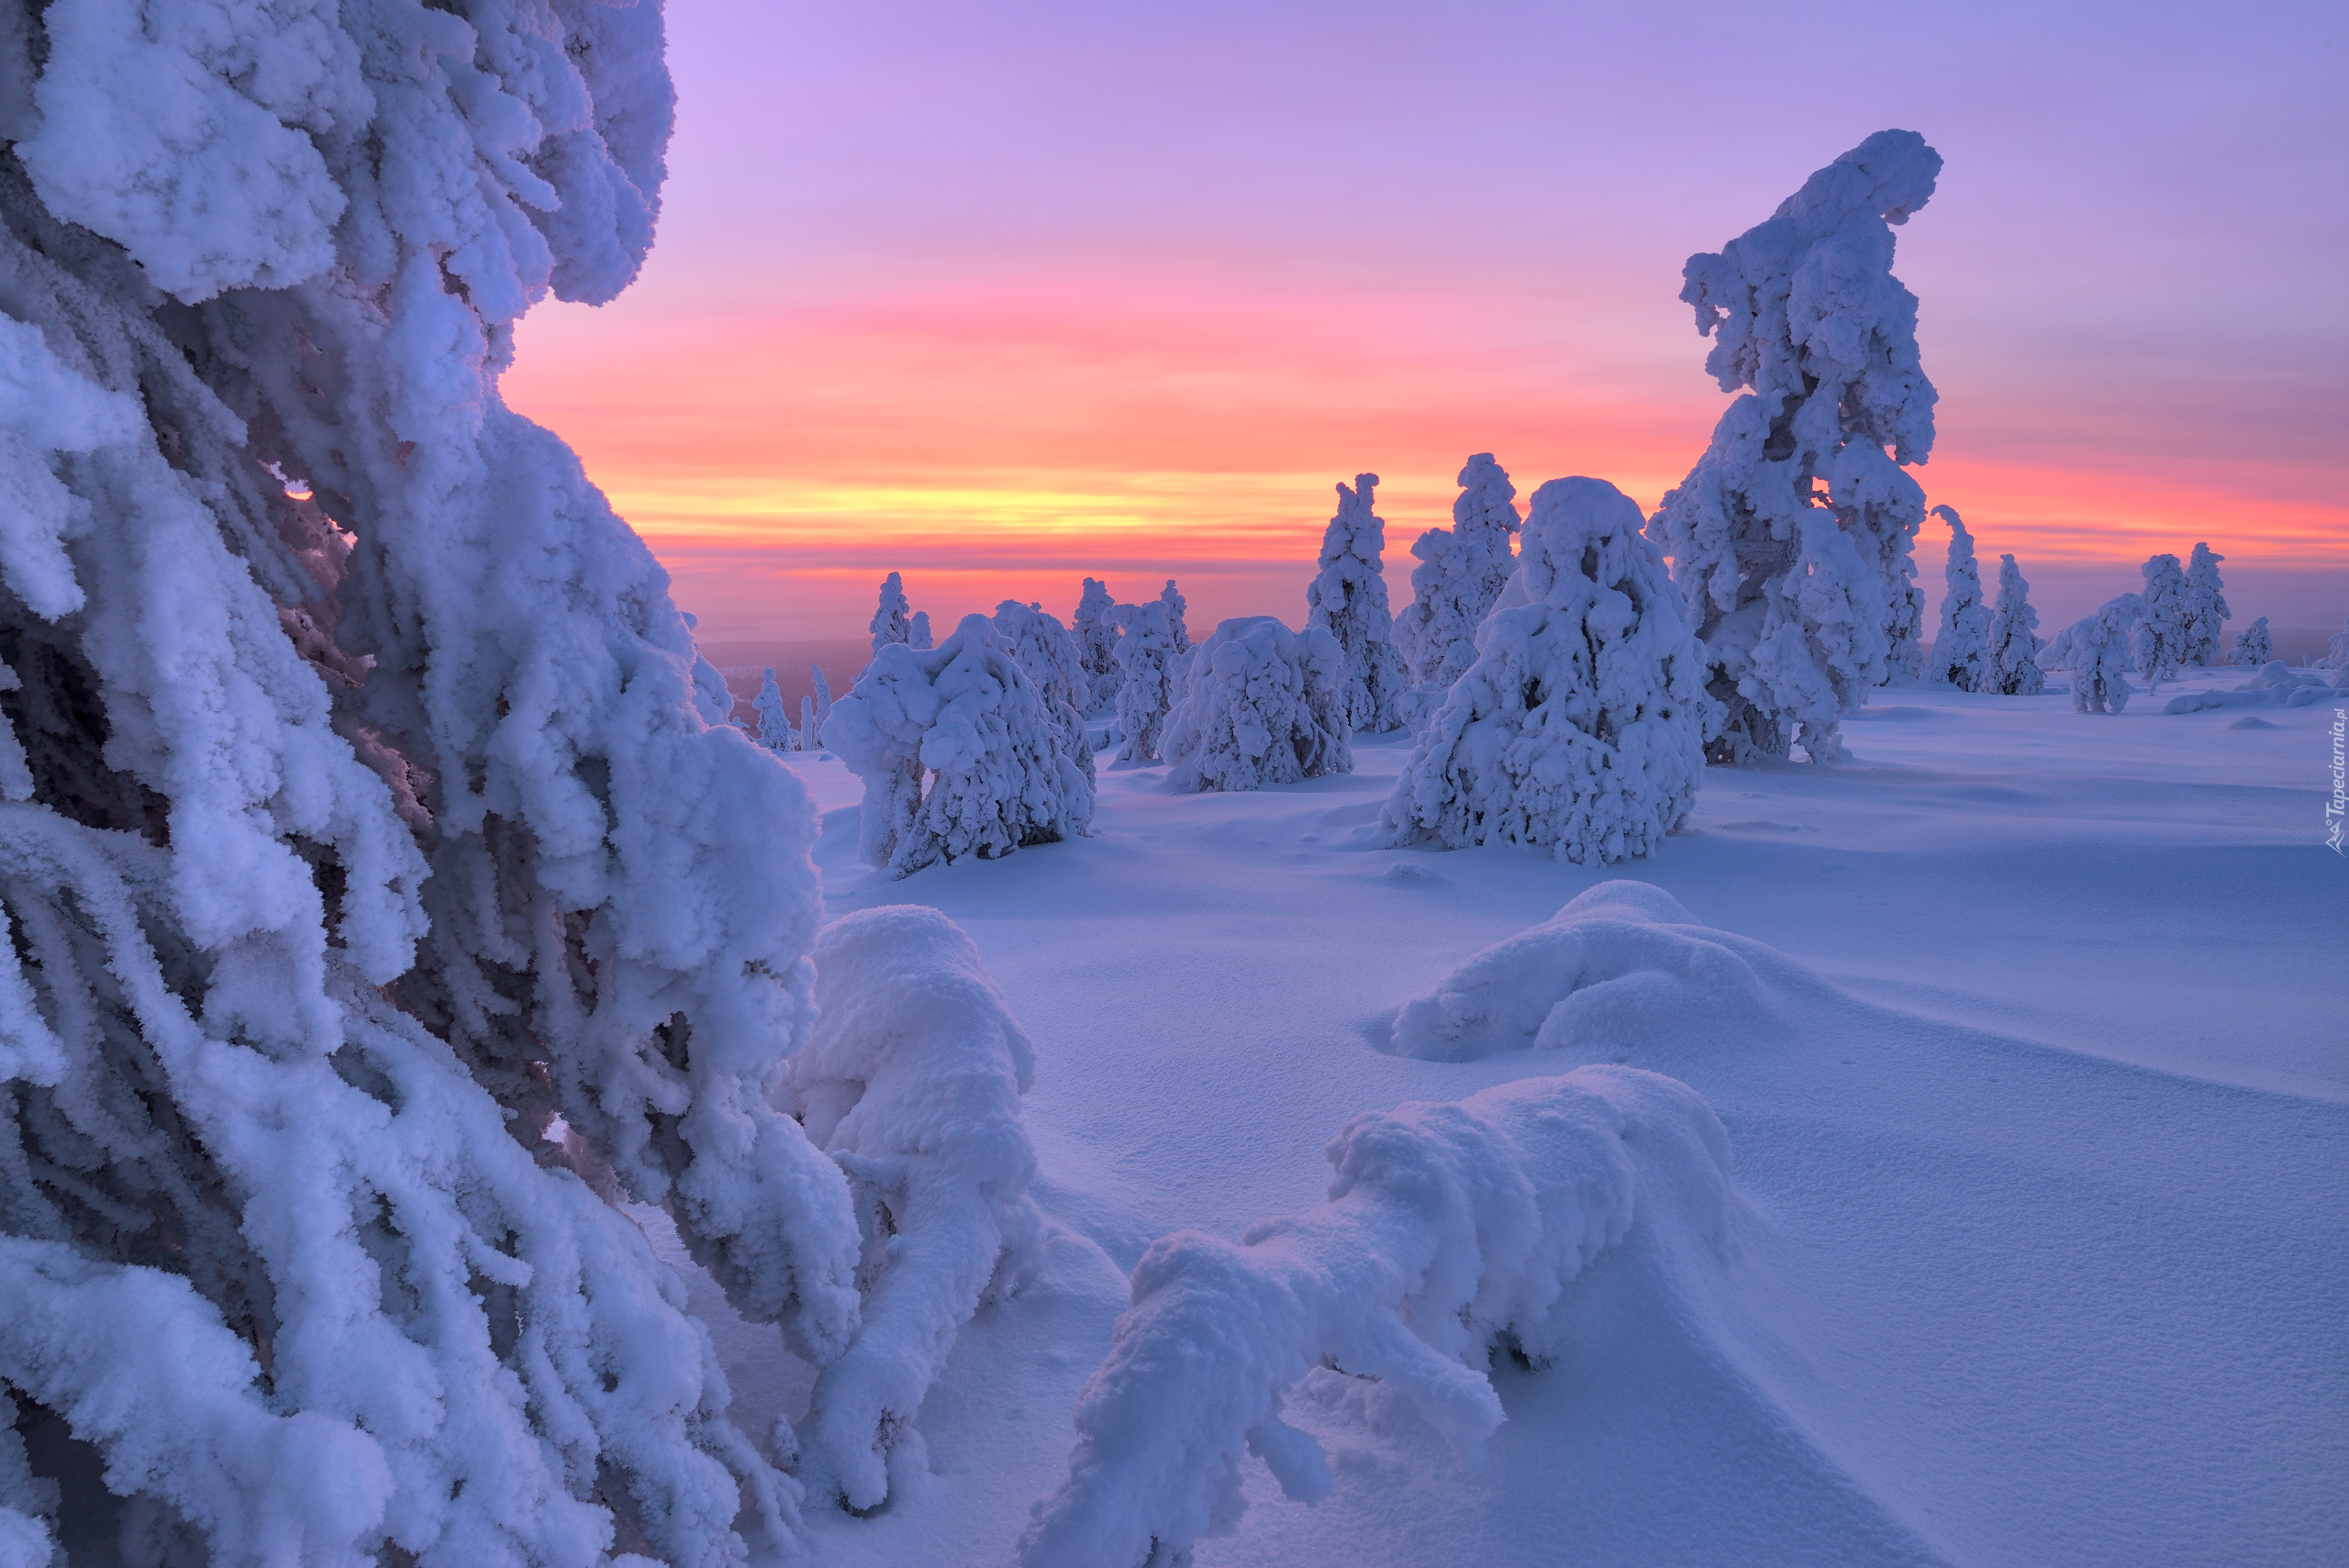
[503,0,2347,644]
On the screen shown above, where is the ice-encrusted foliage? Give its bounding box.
[1650,130,1943,762]
[753,666,793,749]
[870,571,912,652]
[1394,452,1521,694]
[909,608,933,651]
[1306,474,1410,733]
[782,906,1041,1513]
[1160,617,1352,793]
[1112,598,1181,764]
[827,613,1094,878]
[2229,616,2272,667]
[1074,576,1123,712]
[1930,506,1990,691]
[1986,553,2045,695]
[1019,1062,1733,1568]
[0,4,888,1561]
[2180,543,2229,666]
[1158,578,1190,652]
[2133,554,2188,687]
[2049,595,2143,713]
[993,598,1096,789]
[1384,479,1709,865]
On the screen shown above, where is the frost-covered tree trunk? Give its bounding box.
[1986,553,2046,695]
[1158,579,1190,652]
[2052,595,2144,713]
[2180,542,2230,666]
[753,665,794,748]
[992,598,1096,788]
[1306,474,1410,733]
[1930,506,1991,691]
[1383,479,1710,864]
[2134,554,2188,687]
[1112,599,1180,763]
[871,571,913,651]
[1161,617,1351,792]
[826,614,1094,877]
[2230,617,2273,667]
[1394,452,1521,695]
[1073,577,1123,713]
[1649,130,1943,762]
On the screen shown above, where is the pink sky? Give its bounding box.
[504,0,2348,642]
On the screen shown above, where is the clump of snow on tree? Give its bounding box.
[1112,598,1183,763]
[783,906,1043,1513]
[753,665,795,748]
[1158,578,1191,652]
[1073,577,1124,712]
[2229,616,2273,667]
[2048,595,2145,713]
[2180,543,2230,666]
[1019,1062,1734,1568]
[828,613,1095,876]
[994,598,1097,788]
[1160,617,1353,792]
[1649,130,1943,762]
[1394,452,1522,695]
[1985,553,2046,695]
[1305,474,1410,733]
[1930,506,1991,691]
[1383,478,1710,865]
[872,570,914,651]
[2133,554,2190,687]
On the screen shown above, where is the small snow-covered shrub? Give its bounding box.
[1986,553,2046,695]
[2050,595,2144,713]
[871,570,913,651]
[1113,599,1182,762]
[813,662,835,728]
[784,906,1042,1512]
[2181,543,2230,666]
[753,665,794,748]
[1383,478,1709,864]
[2164,661,2347,714]
[799,695,818,750]
[2134,554,2189,686]
[1931,506,1991,691]
[827,613,1094,876]
[1019,1063,1734,1568]
[1651,130,1943,761]
[1306,474,1411,733]
[1074,576,1124,711]
[1395,452,1521,695]
[2229,616,2273,667]
[1160,617,1352,792]
[994,598,1096,787]
[909,608,934,650]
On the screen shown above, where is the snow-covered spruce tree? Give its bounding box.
[826,614,1094,878]
[2133,553,2189,687]
[1159,579,1191,652]
[1306,474,1410,733]
[1383,478,1709,864]
[812,662,834,729]
[1650,130,1943,762]
[753,666,794,749]
[1160,617,1351,792]
[1393,452,1521,693]
[870,571,913,651]
[2230,616,2273,667]
[1112,599,1180,763]
[1986,553,2046,695]
[798,695,818,751]
[2180,542,2230,666]
[1930,506,1991,691]
[2053,595,2144,713]
[0,3,910,1563]
[992,598,1096,787]
[909,608,933,651]
[1072,577,1124,713]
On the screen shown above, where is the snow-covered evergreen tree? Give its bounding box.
[2230,616,2274,667]
[1160,617,1352,792]
[813,663,835,730]
[1986,553,2046,695]
[1394,452,1522,695]
[2051,595,2144,713]
[753,666,795,749]
[1073,577,1123,712]
[910,608,934,650]
[683,611,737,726]
[2181,543,2230,665]
[827,615,1094,877]
[2326,617,2349,671]
[1113,600,1182,762]
[800,695,818,751]
[1159,578,1191,652]
[993,599,1096,787]
[1305,474,1410,733]
[1930,506,1992,691]
[1384,479,1710,864]
[871,571,913,651]
[1650,130,1943,762]
[2134,553,2189,687]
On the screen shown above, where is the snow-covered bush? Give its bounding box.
[871,571,914,651]
[909,608,933,651]
[753,666,794,749]
[1074,576,1123,711]
[1394,452,1521,694]
[1383,478,1710,865]
[783,906,1042,1513]
[826,613,1094,876]
[1929,506,1991,691]
[1019,1062,1734,1568]
[1160,617,1353,792]
[1650,130,1943,761]
[2181,543,2230,665]
[1986,553,2046,695]
[2049,595,2145,713]
[0,5,882,1561]
[2133,554,2189,686]
[799,695,818,751]
[1112,598,1182,763]
[1306,474,1410,733]
[1159,578,1191,652]
[2164,661,2345,714]
[994,598,1097,787]
[2230,616,2274,667]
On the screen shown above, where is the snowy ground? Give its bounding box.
[685,668,2343,1567]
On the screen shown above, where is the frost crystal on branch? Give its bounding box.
[1160,617,1352,792]
[1930,506,1991,691]
[1306,475,1410,733]
[1986,554,2046,695]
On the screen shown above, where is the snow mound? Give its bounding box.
[1161,617,1353,792]
[1019,1065,1734,1568]
[1389,881,1840,1062]
[2164,661,2348,714]
[784,906,1043,1512]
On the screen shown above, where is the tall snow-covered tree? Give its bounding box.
[1305,474,1410,733]
[1650,130,1943,762]
[1113,599,1181,762]
[2050,595,2144,713]
[1930,506,1991,691]
[813,663,835,729]
[799,695,818,751]
[2134,553,2189,686]
[1161,617,1352,792]
[909,608,933,650]
[2180,543,2230,665]
[826,615,1095,877]
[753,666,795,748]
[871,571,913,651]
[1159,579,1191,652]
[1073,577,1123,712]
[2230,616,2274,667]
[1986,553,2046,695]
[1384,478,1711,864]
[993,599,1096,787]
[1393,452,1521,694]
